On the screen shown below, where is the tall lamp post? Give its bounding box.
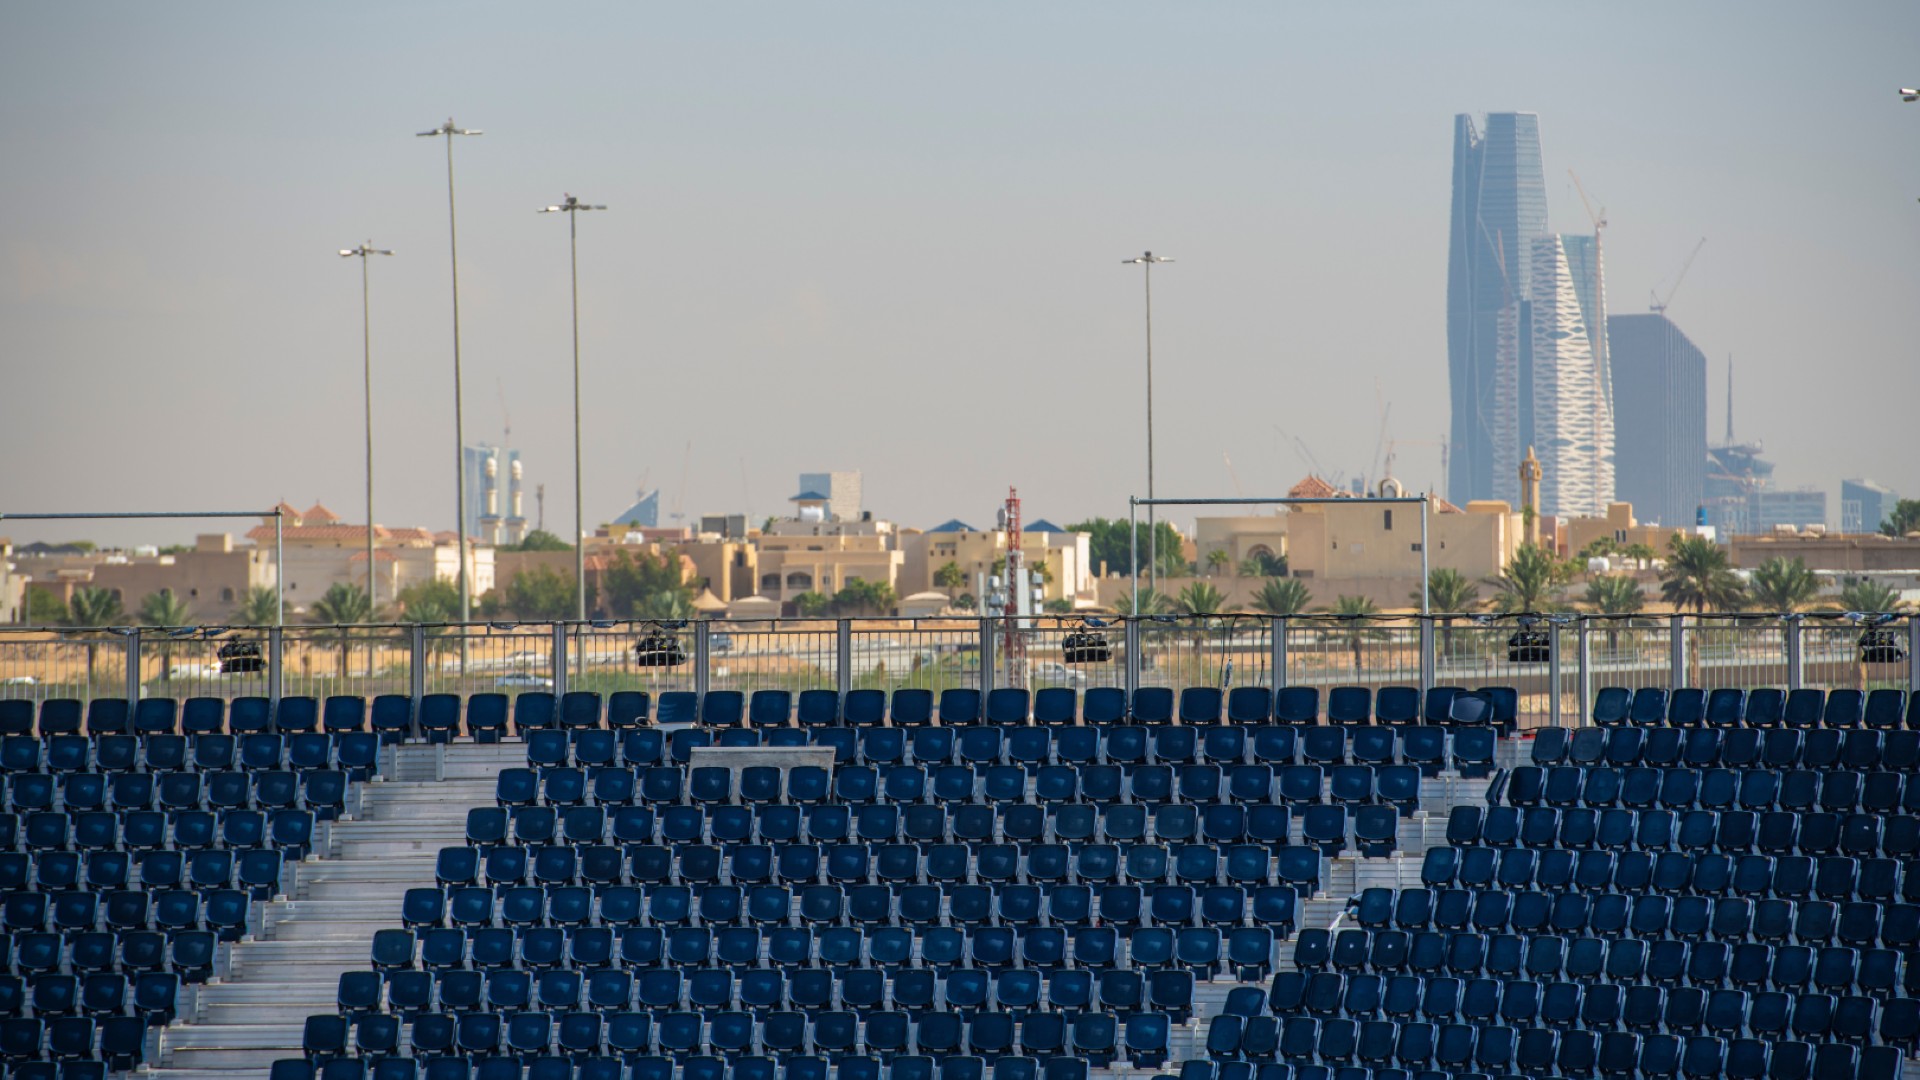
[417,118,482,643]
[339,242,394,612]
[1121,251,1173,600]
[539,194,607,622]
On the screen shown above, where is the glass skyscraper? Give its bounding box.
[1609,313,1706,528]
[1447,113,1548,505]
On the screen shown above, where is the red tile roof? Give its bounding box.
[1287,475,1347,500]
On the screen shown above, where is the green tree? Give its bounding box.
[599,548,693,620]
[1835,578,1903,613]
[237,585,281,626]
[1250,578,1312,616]
[1583,574,1646,615]
[395,578,460,619]
[1417,568,1481,614]
[1237,551,1288,578]
[1880,499,1920,538]
[25,588,68,625]
[65,586,126,686]
[505,529,573,552]
[308,582,375,680]
[1110,587,1172,615]
[1174,581,1226,615]
[1205,550,1232,577]
[833,579,896,617]
[1747,556,1821,613]
[1487,544,1568,613]
[953,593,977,611]
[933,561,966,601]
[493,567,575,620]
[791,591,832,618]
[1066,518,1186,578]
[1659,534,1746,613]
[1043,598,1074,614]
[1318,594,1384,672]
[1578,537,1619,561]
[137,589,194,689]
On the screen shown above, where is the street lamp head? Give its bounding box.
[1903,88,1920,102]
[1121,251,1174,265]
[541,195,607,213]
[417,118,482,136]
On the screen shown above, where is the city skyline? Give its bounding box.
[3,4,1919,548]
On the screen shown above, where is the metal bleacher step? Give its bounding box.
[142,742,517,1080]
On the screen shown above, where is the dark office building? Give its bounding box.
[1447,112,1548,505]
[1607,313,1706,527]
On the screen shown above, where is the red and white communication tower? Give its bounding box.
[1002,486,1026,686]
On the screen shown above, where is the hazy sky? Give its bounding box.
[4,3,1918,548]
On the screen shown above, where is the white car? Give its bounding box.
[1,676,36,687]
[494,673,554,689]
[1029,662,1088,685]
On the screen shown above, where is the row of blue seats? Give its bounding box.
[1187,1057,1830,1080]
[338,964,1199,1021]
[1255,969,1919,1045]
[528,725,1495,775]
[1206,1014,1905,1080]
[1351,885,1920,950]
[0,732,382,776]
[497,762,1429,813]
[402,877,1304,931]
[1532,725,1920,772]
[0,683,1522,740]
[0,1015,146,1068]
[1448,806,1920,859]
[6,928,216,980]
[372,922,1284,978]
[1423,848,1910,903]
[274,1054,1092,1080]
[0,798,341,853]
[3,769,351,818]
[1,848,285,897]
[1501,766,1920,815]
[343,1007,1173,1068]
[0,971,179,1022]
[0,809,313,859]
[0,888,251,940]
[465,801,1314,851]
[1594,685,1920,730]
[1293,926,1907,997]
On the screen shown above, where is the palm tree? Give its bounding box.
[1417,568,1481,660]
[1111,587,1172,616]
[308,582,375,680]
[65,586,126,686]
[933,561,966,603]
[1251,578,1312,616]
[1747,556,1820,613]
[1659,534,1746,613]
[1205,550,1231,577]
[138,589,194,689]
[1583,574,1645,655]
[237,586,279,626]
[1487,544,1565,613]
[1880,499,1920,538]
[1175,581,1226,615]
[1317,594,1383,672]
[1834,579,1902,614]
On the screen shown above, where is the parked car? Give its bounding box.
[495,673,554,689]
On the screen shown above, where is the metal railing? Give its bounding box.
[1,613,1914,730]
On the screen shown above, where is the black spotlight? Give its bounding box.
[1506,615,1551,664]
[217,641,265,674]
[633,623,689,668]
[1857,615,1908,665]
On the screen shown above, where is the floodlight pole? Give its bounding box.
[340,242,394,613]
[540,195,607,623]
[1122,252,1172,593]
[418,118,481,658]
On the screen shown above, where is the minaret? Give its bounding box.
[1521,445,1544,547]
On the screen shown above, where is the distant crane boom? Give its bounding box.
[1650,237,1707,315]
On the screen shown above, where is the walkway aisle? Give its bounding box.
[140,743,522,1080]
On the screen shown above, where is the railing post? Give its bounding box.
[553,623,570,700]
[408,624,426,715]
[1669,614,1686,688]
[1577,618,1593,727]
[835,620,852,698]
[692,622,710,697]
[1548,621,1563,730]
[1271,616,1288,688]
[1785,616,1804,690]
[267,626,284,709]
[1418,617,1435,693]
[1124,619,1141,700]
[1909,616,1919,696]
[124,629,141,703]
[978,617,996,692]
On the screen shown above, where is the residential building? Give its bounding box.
[244,504,492,614]
[15,533,276,624]
[752,515,902,611]
[795,472,862,523]
[1447,112,1549,505]
[1841,478,1898,535]
[1561,502,1689,563]
[900,520,1094,608]
[1606,313,1707,527]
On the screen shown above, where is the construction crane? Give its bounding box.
[667,441,693,523]
[1221,451,1246,498]
[1384,437,1447,495]
[1650,237,1707,315]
